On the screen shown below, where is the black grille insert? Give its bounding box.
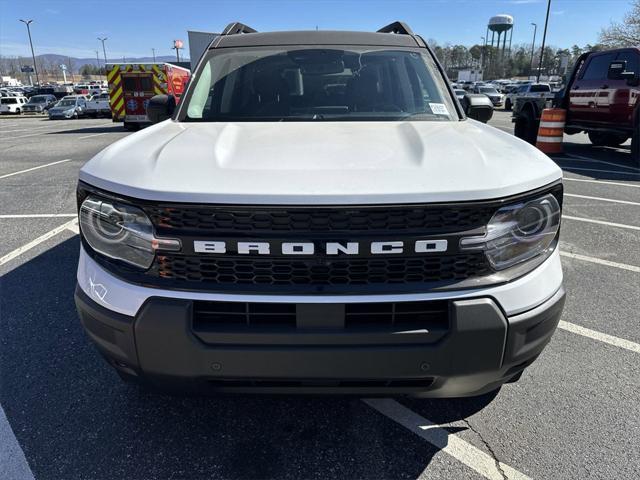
[157,254,491,290]
[192,300,449,332]
[345,300,448,330]
[145,204,495,234]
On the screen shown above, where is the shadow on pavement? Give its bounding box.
[47,125,121,135]
[0,237,502,479]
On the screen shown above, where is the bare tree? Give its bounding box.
[600,0,640,47]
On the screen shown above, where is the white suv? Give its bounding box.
[75,22,565,397]
[0,96,27,114]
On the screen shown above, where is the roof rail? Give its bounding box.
[377,21,414,35]
[222,22,257,35]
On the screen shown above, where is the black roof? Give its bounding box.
[211,22,426,49]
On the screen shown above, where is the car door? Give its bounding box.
[610,49,640,127]
[569,51,616,126]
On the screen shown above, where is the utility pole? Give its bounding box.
[19,19,40,86]
[480,36,486,69]
[537,0,551,83]
[152,48,156,63]
[529,23,538,77]
[98,37,108,64]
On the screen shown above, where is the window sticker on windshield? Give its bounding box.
[429,103,449,115]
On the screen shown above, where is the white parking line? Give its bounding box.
[560,251,640,273]
[563,153,640,172]
[78,132,110,140]
[0,214,77,219]
[562,215,640,231]
[561,166,640,177]
[563,177,640,189]
[0,219,77,267]
[0,159,71,180]
[363,399,530,480]
[0,406,35,480]
[558,321,640,354]
[564,193,640,206]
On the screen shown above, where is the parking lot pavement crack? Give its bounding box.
[460,417,507,480]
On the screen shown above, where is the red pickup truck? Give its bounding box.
[513,47,640,163]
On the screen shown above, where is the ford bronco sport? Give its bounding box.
[75,22,565,397]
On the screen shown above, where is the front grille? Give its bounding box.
[192,299,449,331]
[155,253,491,288]
[194,301,297,329]
[145,204,495,234]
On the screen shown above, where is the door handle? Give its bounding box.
[601,85,609,89]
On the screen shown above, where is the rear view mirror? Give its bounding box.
[461,94,493,123]
[607,60,636,81]
[147,94,176,123]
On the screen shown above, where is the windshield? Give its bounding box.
[530,84,551,92]
[57,99,76,107]
[182,47,458,122]
[480,87,498,94]
[28,96,47,103]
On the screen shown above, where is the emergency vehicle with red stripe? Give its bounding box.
[106,62,190,130]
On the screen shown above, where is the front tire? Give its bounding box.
[504,99,512,111]
[588,131,628,147]
[514,108,538,145]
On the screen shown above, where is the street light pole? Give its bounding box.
[480,36,486,69]
[19,19,40,86]
[537,0,551,83]
[98,37,108,65]
[529,23,537,77]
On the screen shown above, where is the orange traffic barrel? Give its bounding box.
[536,108,566,154]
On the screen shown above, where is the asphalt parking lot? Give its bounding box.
[0,113,638,480]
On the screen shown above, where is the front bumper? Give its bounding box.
[75,282,565,397]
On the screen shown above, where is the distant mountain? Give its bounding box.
[35,53,186,68]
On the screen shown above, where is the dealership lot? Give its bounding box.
[0,114,638,479]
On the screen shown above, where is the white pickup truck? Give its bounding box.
[85,93,111,118]
[504,83,553,111]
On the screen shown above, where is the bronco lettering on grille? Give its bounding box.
[193,240,448,255]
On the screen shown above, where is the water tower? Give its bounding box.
[487,14,514,59]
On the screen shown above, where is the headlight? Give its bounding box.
[79,196,180,269]
[460,193,561,270]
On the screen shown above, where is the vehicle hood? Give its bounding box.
[80,119,562,205]
[50,106,73,112]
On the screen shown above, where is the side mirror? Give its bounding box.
[607,60,636,81]
[147,94,176,123]
[461,94,494,123]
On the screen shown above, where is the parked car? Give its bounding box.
[513,47,639,162]
[0,96,27,114]
[473,86,504,107]
[74,84,91,96]
[453,88,466,102]
[48,96,87,119]
[85,93,111,117]
[75,21,565,398]
[505,83,552,111]
[22,94,58,114]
